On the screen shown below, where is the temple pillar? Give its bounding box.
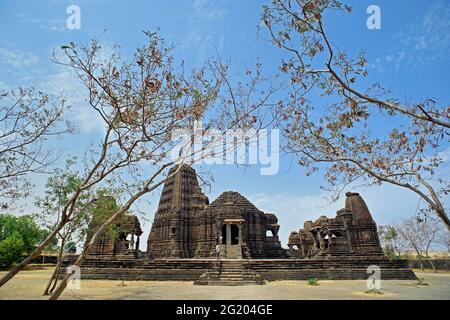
[226,224,232,246]
[238,224,243,245]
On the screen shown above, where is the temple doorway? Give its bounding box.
[220,219,245,259]
[221,224,240,245]
[230,225,239,245]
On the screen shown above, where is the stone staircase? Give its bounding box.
[194,260,265,286]
[221,245,242,259]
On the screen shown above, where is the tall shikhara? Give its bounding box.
[147,165,285,258]
[147,165,209,258]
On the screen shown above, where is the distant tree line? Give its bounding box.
[0,214,57,269]
[379,217,450,271]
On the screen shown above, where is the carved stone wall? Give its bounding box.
[147,165,209,258]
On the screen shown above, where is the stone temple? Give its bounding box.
[147,165,284,259]
[287,192,384,258]
[69,165,416,285]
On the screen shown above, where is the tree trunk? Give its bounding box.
[49,209,125,300]
[414,248,424,271]
[48,162,176,300]
[435,207,450,233]
[43,238,65,295]
[417,176,450,232]
[427,257,437,273]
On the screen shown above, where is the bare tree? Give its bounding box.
[48,44,277,300]
[398,217,440,271]
[261,0,449,230]
[0,31,276,299]
[0,88,74,210]
[436,226,450,255]
[0,32,211,288]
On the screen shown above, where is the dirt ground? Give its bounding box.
[0,268,449,300]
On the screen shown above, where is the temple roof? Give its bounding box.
[208,191,259,211]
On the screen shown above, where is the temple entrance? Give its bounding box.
[220,219,244,259]
[221,224,240,245]
[231,224,239,245]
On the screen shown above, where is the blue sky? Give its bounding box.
[0,0,449,247]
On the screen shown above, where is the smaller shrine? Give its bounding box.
[85,196,143,260]
[288,192,383,258]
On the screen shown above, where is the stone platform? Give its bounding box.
[62,257,416,284]
[247,256,417,280]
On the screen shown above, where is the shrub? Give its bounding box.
[365,288,383,295]
[0,235,25,268]
[307,278,319,286]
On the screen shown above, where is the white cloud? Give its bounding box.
[17,13,67,32]
[180,0,228,61]
[371,1,450,71]
[0,47,39,69]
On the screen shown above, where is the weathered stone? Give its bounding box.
[288,192,384,258]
